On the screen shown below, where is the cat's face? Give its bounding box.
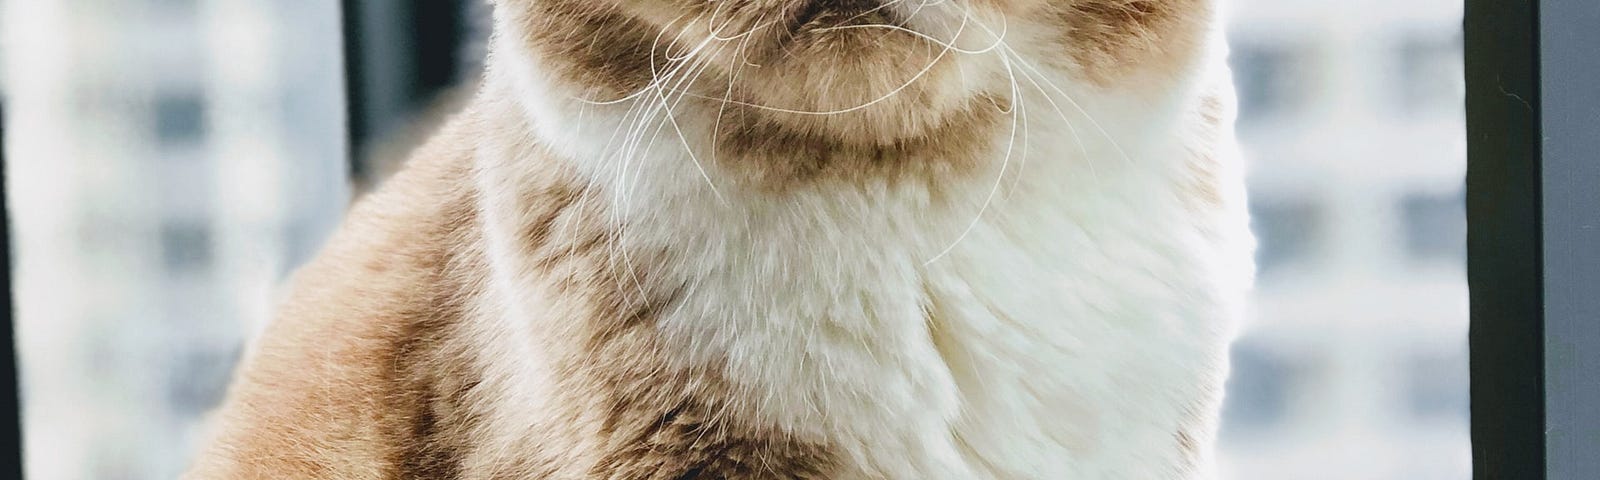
[500,0,1209,145]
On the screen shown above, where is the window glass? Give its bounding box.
[1397,33,1466,116]
[1231,41,1311,120]
[1401,190,1468,264]
[3,1,347,478]
[1223,1,1469,478]
[1222,342,1311,433]
[153,94,206,146]
[158,220,212,273]
[1251,196,1325,275]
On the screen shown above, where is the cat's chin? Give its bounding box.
[724,97,994,148]
[502,0,1003,144]
[721,52,995,146]
[721,13,988,145]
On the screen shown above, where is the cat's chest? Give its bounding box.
[916,202,1233,479]
[643,169,1235,479]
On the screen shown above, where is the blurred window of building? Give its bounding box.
[1223,341,1307,433]
[1231,40,1309,121]
[1400,190,1466,264]
[165,343,240,414]
[1407,347,1470,421]
[5,1,349,478]
[1222,1,1467,479]
[1250,195,1324,275]
[154,93,206,146]
[159,220,212,273]
[1397,33,1465,116]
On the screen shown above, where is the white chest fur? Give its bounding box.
[490,27,1253,478]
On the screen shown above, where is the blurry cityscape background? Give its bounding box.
[1221,1,1468,478]
[3,1,348,478]
[0,0,1466,479]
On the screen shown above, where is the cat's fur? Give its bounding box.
[187,0,1253,478]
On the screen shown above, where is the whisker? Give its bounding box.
[651,44,729,205]
[687,12,978,116]
[924,45,1023,265]
[836,0,909,28]
[607,14,726,300]
[1007,51,1134,166]
[709,17,763,197]
[1010,56,1101,184]
[812,23,1004,55]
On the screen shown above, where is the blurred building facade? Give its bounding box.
[1219,0,1469,479]
[3,1,347,478]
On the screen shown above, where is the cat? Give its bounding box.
[186,0,1254,478]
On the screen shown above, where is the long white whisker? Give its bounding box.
[686,11,977,116]
[1011,56,1100,184]
[936,0,1117,176]
[710,19,761,196]
[812,19,1005,56]
[609,15,726,300]
[651,42,729,205]
[1003,46,1135,167]
[925,48,1022,266]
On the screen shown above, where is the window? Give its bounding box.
[1222,1,1468,477]
[1407,348,1470,421]
[5,2,347,478]
[1230,41,1308,121]
[1467,1,1600,476]
[1396,33,1465,116]
[1250,196,1323,275]
[158,220,212,273]
[153,93,205,146]
[1400,191,1467,263]
[166,344,240,413]
[1222,342,1305,433]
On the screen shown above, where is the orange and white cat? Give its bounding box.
[187,0,1253,478]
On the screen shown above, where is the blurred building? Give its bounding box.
[1219,1,1469,479]
[2,1,347,478]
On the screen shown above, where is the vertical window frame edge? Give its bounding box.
[1466,0,1545,478]
[1,94,25,480]
[1468,0,1600,478]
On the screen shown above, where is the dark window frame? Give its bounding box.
[340,0,472,184]
[1467,0,1600,478]
[2,96,23,480]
